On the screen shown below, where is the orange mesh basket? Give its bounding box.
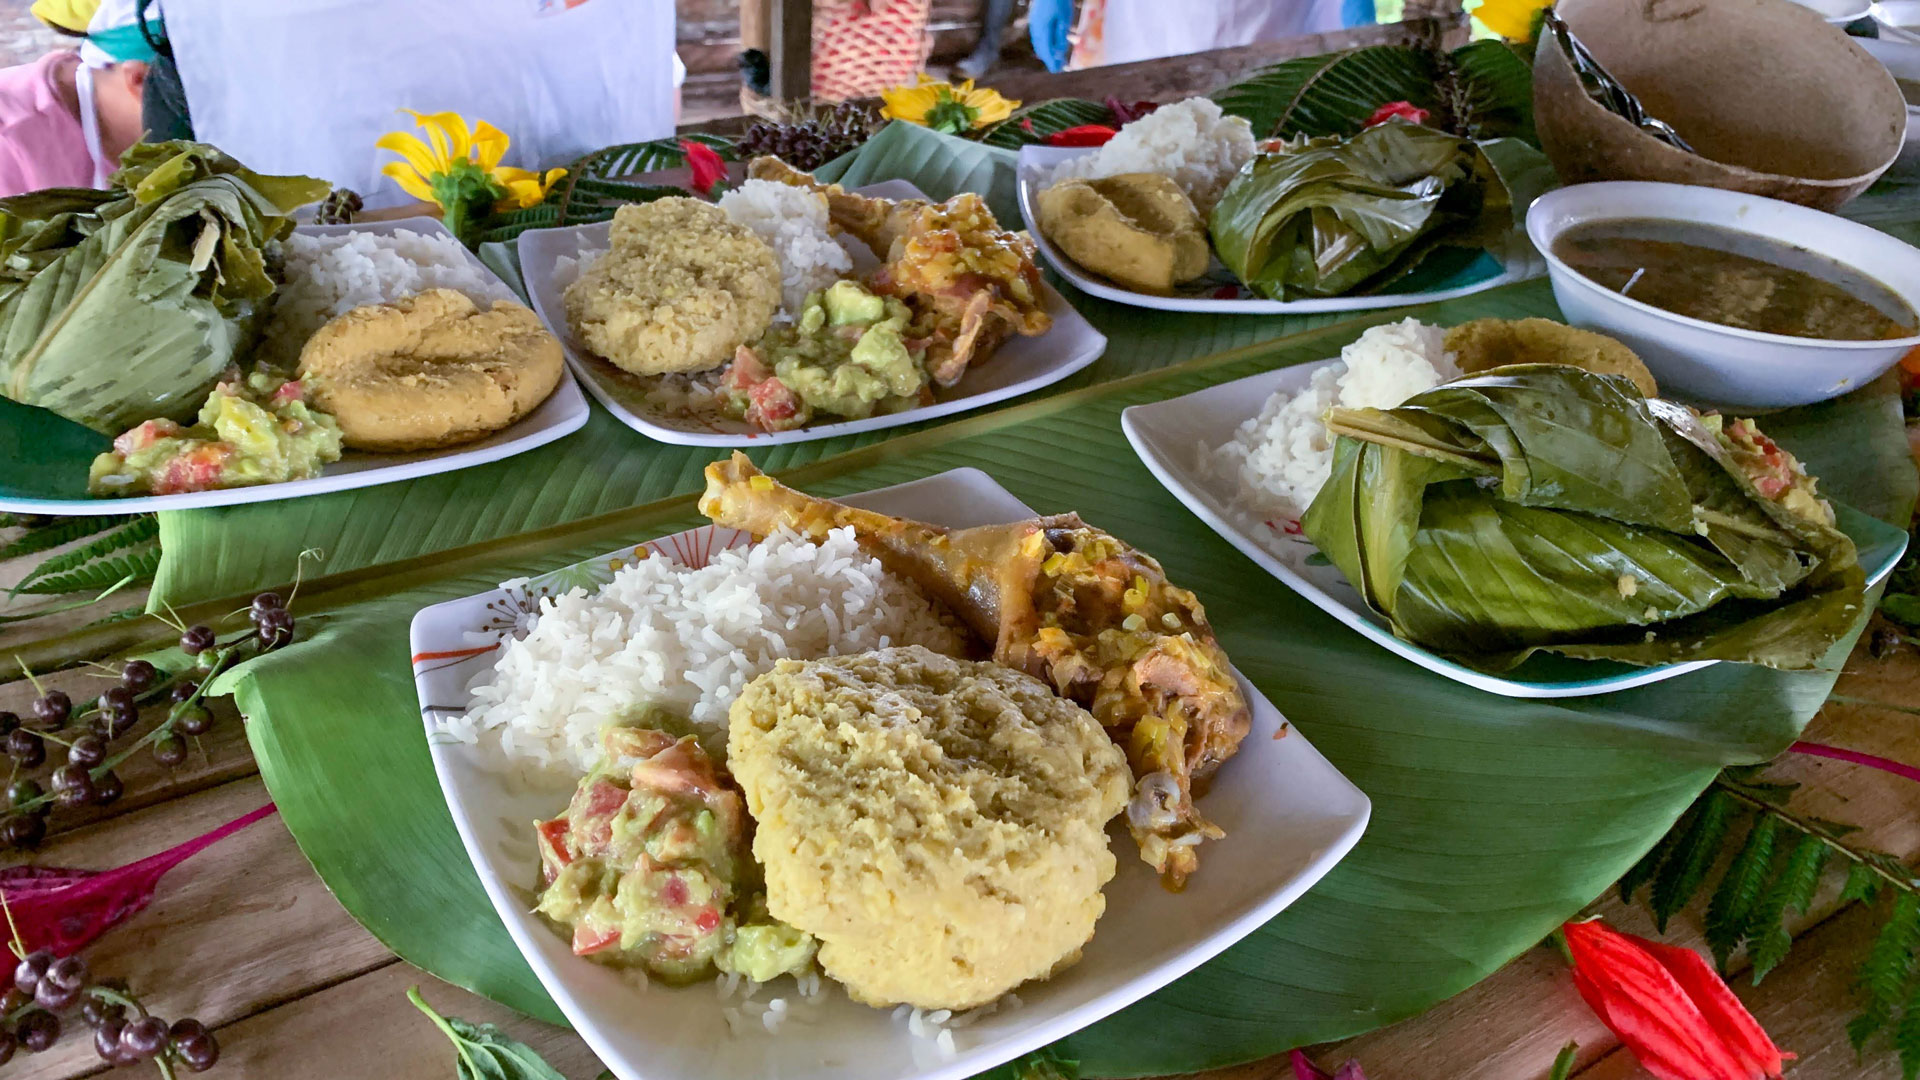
[811,0,932,101]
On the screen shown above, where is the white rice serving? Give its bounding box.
[1214,319,1459,523]
[1040,97,1255,214]
[719,179,854,320]
[453,526,967,772]
[259,229,513,368]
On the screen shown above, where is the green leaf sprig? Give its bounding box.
[409,987,567,1080]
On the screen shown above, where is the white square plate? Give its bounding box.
[517,180,1108,446]
[0,217,590,515]
[1122,360,1911,697]
[408,468,1370,1080]
[1016,145,1544,314]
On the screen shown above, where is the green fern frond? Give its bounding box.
[977,99,1113,149]
[1619,806,1690,904]
[1747,833,1829,983]
[1843,862,1884,906]
[14,546,159,596]
[1705,814,1780,969]
[1853,893,1920,1050]
[1651,788,1736,931]
[11,515,158,596]
[1897,972,1920,1080]
[0,514,137,562]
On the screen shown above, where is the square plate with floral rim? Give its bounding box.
[408,467,1370,1080]
[1122,359,1911,698]
[517,180,1107,447]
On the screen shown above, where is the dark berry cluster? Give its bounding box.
[5,951,218,1071]
[736,101,881,172]
[0,591,300,851]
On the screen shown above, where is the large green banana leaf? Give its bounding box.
[1304,365,1867,672]
[0,141,326,434]
[206,300,1913,1074]
[1207,123,1548,300]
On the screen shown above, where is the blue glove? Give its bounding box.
[1029,0,1073,72]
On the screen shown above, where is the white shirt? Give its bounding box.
[1096,0,1346,67]
[164,0,678,206]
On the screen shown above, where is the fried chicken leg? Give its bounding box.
[699,453,1250,890]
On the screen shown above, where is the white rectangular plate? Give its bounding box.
[1123,359,1909,698]
[1,217,590,515]
[1016,144,1543,314]
[408,467,1370,1080]
[517,180,1108,446]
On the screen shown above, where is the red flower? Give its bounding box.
[1044,124,1119,147]
[679,139,728,197]
[1363,100,1432,128]
[1562,920,1790,1080]
[1104,97,1161,125]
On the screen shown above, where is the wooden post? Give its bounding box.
[770,0,813,102]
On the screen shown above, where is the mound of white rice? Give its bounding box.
[1213,319,1458,523]
[452,526,967,772]
[1040,97,1255,214]
[719,179,854,320]
[259,229,513,368]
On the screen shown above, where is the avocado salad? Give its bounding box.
[533,723,816,985]
[720,280,930,433]
[87,370,345,497]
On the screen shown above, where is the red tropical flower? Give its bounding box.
[679,139,728,197]
[1562,920,1789,1080]
[1044,124,1119,148]
[1363,100,1432,128]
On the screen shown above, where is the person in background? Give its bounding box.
[1030,0,1347,71]
[158,0,679,208]
[0,0,157,196]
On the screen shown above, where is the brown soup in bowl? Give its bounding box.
[1552,219,1917,341]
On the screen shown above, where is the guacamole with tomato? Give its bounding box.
[88,371,344,497]
[720,280,928,432]
[534,725,816,984]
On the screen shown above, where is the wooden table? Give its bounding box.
[4,518,1915,1080]
[6,20,1918,1078]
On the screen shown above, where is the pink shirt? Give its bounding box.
[0,52,94,197]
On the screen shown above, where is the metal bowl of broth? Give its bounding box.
[1527,181,1920,409]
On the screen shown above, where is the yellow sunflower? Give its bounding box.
[1468,0,1552,41]
[880,76,1018,135]
[377,109,566,240]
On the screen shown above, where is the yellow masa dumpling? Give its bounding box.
[1037,173,1210,293]
[727,645,1131,1011]
[563,197,780,376]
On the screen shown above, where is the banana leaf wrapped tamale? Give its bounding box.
[1302,363,1865,672]
[0,142,328,435]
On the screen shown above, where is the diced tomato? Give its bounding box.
[149,444,232,495]
[535,818,572,884]
[747,377,799,425]
[723,345,771,392]
[572,924,620,956]
[112,419,182,456]
[661,874,689,907]
[270,380,305,405]
[693,907,721,934]
[569,779,629,856]
[630,738,721,799]
[1755,475,1792,499]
